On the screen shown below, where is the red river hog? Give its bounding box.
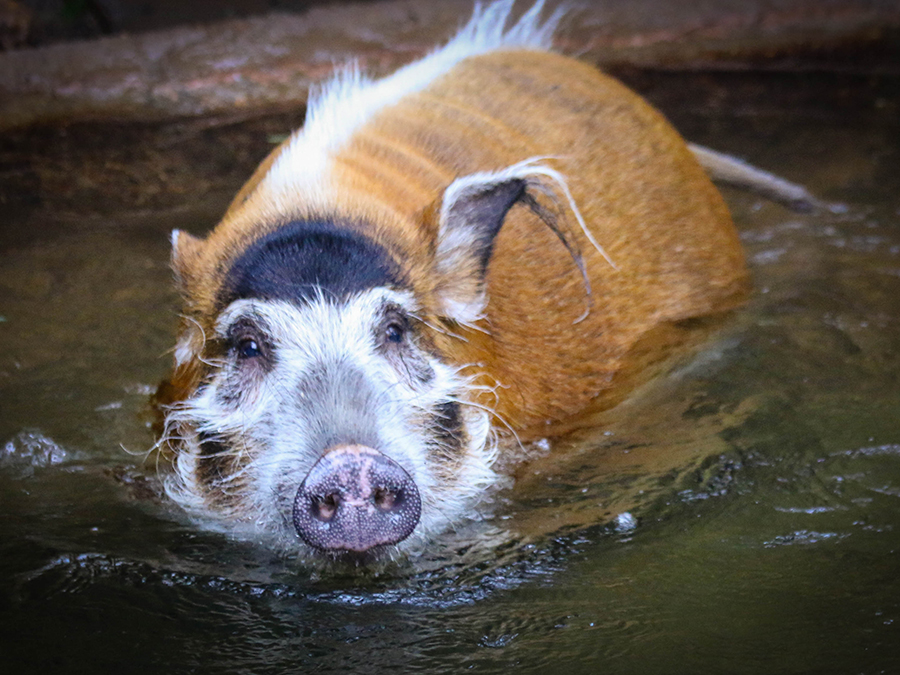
[156,0,760,562]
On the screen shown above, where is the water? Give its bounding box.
[1,70,899,673]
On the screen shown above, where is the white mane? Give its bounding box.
[263,0,564,197]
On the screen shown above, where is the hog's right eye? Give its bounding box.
[384,322,405,344]
[227,318,269,362]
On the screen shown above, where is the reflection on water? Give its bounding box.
[1,71,899,673]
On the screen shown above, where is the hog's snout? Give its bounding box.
[292,445,421,553]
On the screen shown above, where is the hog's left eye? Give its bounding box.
[237,337,262,359]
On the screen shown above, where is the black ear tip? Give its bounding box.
[478,176,527,199]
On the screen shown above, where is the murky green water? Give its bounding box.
[1,71,899,673]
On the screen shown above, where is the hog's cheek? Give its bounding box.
[411,405,499,539]
[178,374,269,512]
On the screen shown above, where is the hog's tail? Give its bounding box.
[688,143,841,213]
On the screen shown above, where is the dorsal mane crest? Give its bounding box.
[262,0,565,196]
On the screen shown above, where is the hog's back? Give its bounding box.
[298,50,749,433]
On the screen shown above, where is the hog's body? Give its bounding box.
[158,1,748,561]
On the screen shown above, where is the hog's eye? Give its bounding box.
[384,322,405,344]
[378,306,413,349]
[237,337,262,359]
[227,318,269,362]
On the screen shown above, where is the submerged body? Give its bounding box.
[158,1,748,560]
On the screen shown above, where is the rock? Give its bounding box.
[0,0,898,130]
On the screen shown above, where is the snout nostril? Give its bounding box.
[373,487,402,512]
[311,492,341,522]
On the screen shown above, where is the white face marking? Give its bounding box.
[162,288,498,558]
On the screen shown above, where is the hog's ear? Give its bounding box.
[170,229,204,295]
[432,159,608,325]
[432,173,528,323]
